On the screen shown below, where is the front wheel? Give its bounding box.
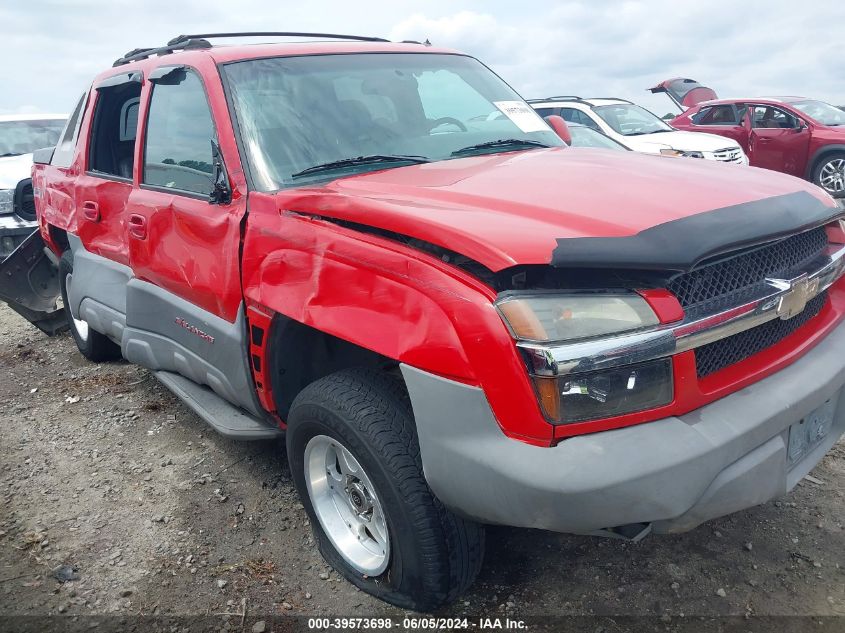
[59,251,121,362]
[286,368,485,611]
[812,152,845,197]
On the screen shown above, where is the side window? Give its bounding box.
[693,105,737,125]
[52,92,88,168]
[575,111,601,131]
[533,107,557,118]
[751,105,798,129]
[559,107,579,123]
[88,79,142,179]
[691,106,711,124]
[143,69,215,196]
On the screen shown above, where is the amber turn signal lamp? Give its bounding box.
[498,299,549,341]
[533,376,561,420]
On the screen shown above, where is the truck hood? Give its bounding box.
[276,147,840,272]
[623,130,740,153]
[0,153,33,189]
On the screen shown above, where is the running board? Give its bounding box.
[154,371,282,440]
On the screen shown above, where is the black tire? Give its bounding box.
[286,368,485,611]
[59,250,121,362]
[811,151,845,198]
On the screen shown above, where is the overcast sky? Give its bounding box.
[2,0,843,116]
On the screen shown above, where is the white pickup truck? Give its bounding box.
[0,114,66,259]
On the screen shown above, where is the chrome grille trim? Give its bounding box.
[517,242,845,377]
[713,147,743,163]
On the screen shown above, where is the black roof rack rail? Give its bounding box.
[113,38,212,66]
[114,32,406,67]
[167,32,390,46]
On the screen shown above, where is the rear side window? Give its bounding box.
[560,107,600,130]
[88,76,142,179]
[52,92,87,168]
[533,107,557,118]
[143,69,215,196]
[692,105,738,125]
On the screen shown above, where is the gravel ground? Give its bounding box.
[1,302,844,626]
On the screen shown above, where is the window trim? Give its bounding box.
[51,90,89,168]
[140,64,220,201]
[95,71,143,91]
[85,77,143,181]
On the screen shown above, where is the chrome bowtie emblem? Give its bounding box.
[767,274,819,320]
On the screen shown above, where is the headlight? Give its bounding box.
[0,189,13,215]
[533,359,674,423]
[660,149,704,158]
[497,293,673,424]
[496,293,659,343]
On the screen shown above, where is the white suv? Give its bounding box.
[531,97,748,164]
[0,114,67,259]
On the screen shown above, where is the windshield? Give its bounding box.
[593,104,673,136]
[0,119,65,156]
[568,125,627,150]
[222,53,563,189]
[791,100,845,126]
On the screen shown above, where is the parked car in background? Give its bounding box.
[0,114,67,258]
[3,32,845,612]
[530,96,747,163]
[651,78,845,198]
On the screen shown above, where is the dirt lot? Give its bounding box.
[1,302,844,626]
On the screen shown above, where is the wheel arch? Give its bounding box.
[266,315,399,420]
[806,144,845,180]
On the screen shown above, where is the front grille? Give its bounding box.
[668,227,829,315]
[695,291,827,378]
[713,147,743,163]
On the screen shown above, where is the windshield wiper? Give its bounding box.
[451,139,549,157]
[290,154,430,179]
[0,152,23,157]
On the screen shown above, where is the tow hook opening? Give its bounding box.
[590,522,652,542]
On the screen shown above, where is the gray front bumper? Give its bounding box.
[401,318,845,535]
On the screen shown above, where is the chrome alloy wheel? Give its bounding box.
[304,435,390,575]
[65,273,89,341]
[819,158,845,194]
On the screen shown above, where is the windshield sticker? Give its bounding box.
[494,101,548,133]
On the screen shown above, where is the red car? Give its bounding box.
[1,34,844,611]
[651,78,845,198]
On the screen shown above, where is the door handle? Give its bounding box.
[82,201,100,222]
[128,214,147,240]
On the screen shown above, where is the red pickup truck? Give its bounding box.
[650,78,845,197]
[2,34,845,611]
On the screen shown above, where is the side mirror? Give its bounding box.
[545,115,572,145]
[209,139,232,205]
[32,147,54,165]
[794,119,807,132]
